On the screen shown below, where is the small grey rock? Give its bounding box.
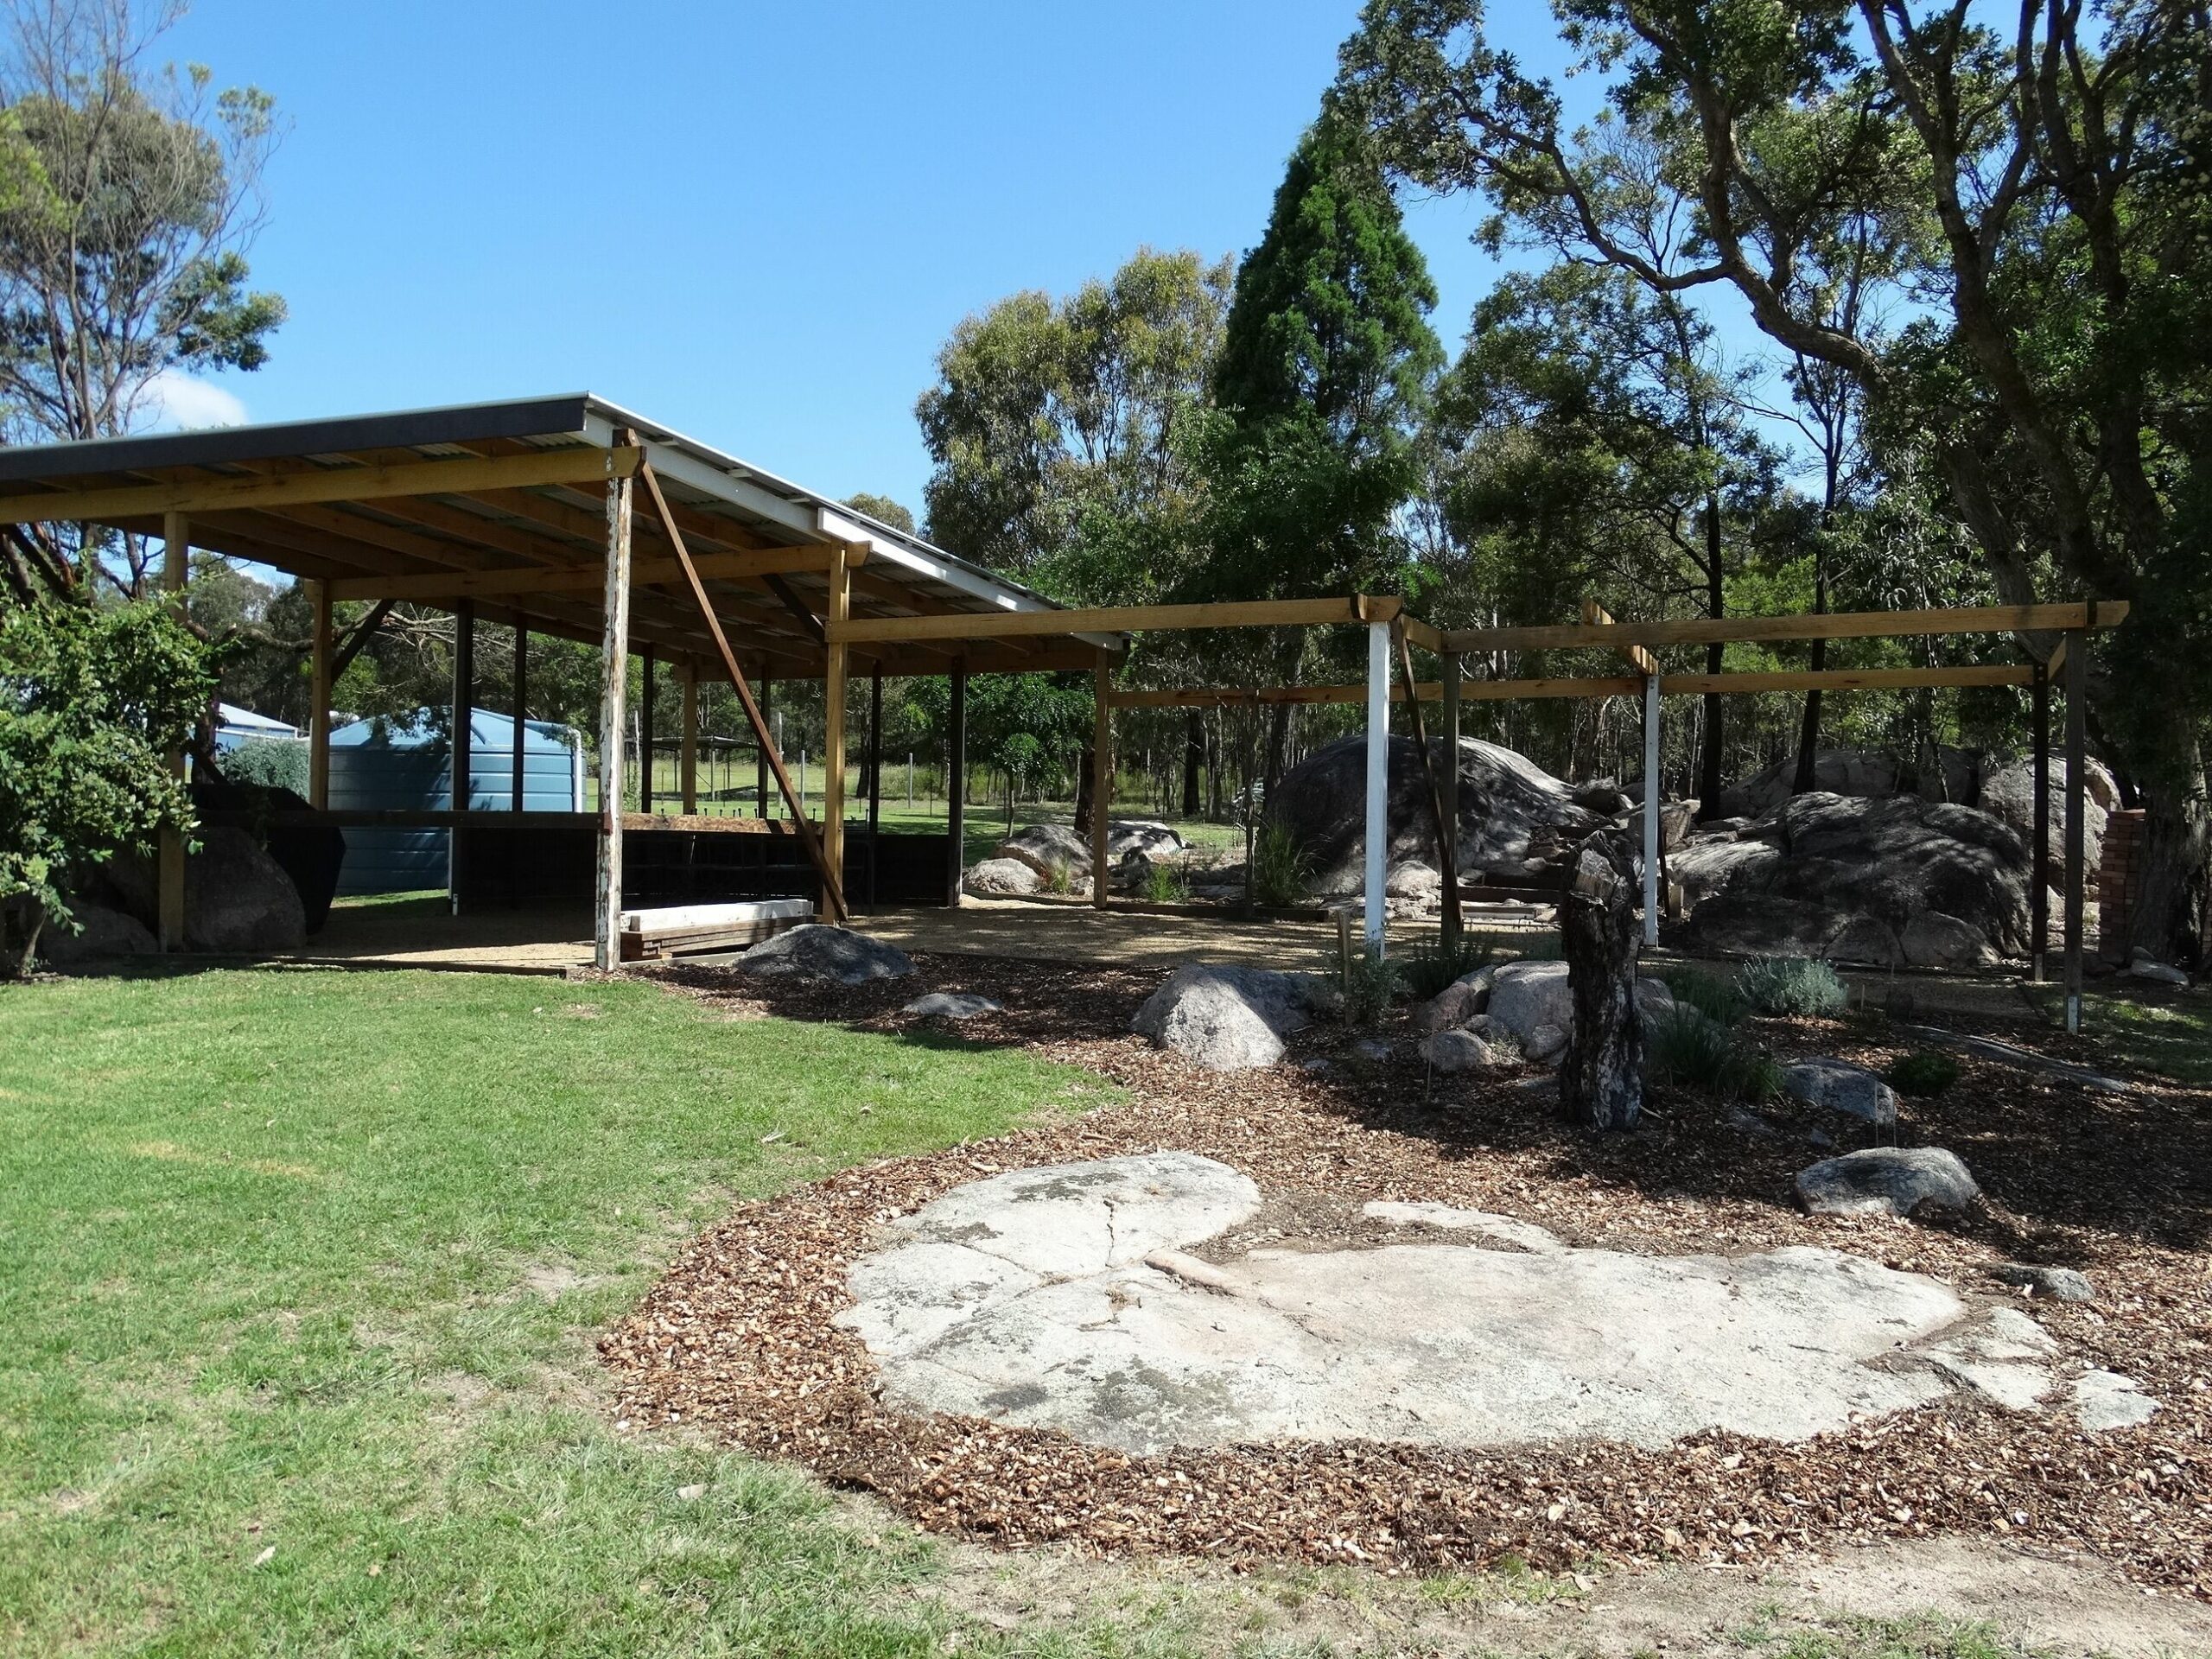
[1989,1262,2095,1303]
[2127,950,2190,986]
[903,992,1003,1020]
[1782,1057,1899,1127]
[1348,1037,1395,1064]
[1523,1022,1569,1065]
[1421,1028,1497,1073]
[2073,1368,2158,1431]
[1796,1146,1980,1219]
[1728,1107,1784,1140]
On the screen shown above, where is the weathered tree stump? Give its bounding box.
[1560,830,1643,1131]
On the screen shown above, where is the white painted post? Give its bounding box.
[1363,620,1389,956]
[1643,672,1660,947]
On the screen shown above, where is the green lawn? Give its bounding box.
[0,967,1104,1657]
[0,967,2096,1658]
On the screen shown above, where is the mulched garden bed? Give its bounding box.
[601,951,2212,1595]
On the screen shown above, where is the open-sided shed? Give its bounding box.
[0,394,2132,1026]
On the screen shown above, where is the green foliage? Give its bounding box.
[1736,957,1850,1019]
[0,599,213,971]
[1885,1050,1963,1098]
[1339,942,1401,1027]
[0,12,283,535]
[1198,118,1441,605]
[1250,820,1312,906]
[218,735,308,798]
[1400,931,1494,1001]
[841,492,915,535]
[917,246,1232,599]
[1660,967,1748,1028]
[1646,1007,1783,1103]
[1143,859,1191,904]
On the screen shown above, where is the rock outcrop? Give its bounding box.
[964,857,1043,898]
[1673,791,2031,965]
[1265,734,1605,897]
[737,925,913,984]
[35,900,156,967]
[95,825,307,954]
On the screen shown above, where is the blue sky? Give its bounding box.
[154,1,1605,519]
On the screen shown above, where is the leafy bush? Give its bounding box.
[1339,944,1401,1027]
[1660,966,1747,1027]
[219,736,310,798]
[1251,821,1312,907]
[2,600,213,976]
[1885,1050,1963,1097]
[1736,956,1849,1018]
[1400,932,1496,1001]
[1143,859,1191,904]
[1646,1007,1784,1101]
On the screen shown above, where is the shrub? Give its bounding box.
[1885,1050,1963,1097]
[1143,859,1190,904]
[1044,861,1074,896]
[1646,1007,1783,1102]
[1251,822,1311,907]
[1400,932,1496,1001]
[1659,966,1747,1027]
[1338,944,1401,1027]
[1736,956,1849,1018]
[219,736,310,798]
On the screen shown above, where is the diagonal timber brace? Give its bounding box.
[638,461,848,922]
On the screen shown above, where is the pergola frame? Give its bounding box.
[0,398,2127,1020]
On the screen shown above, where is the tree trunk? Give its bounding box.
[1793,545,1828,793]
[1,893,43,980]
[1182,711,1203,815]
[1560,831,1643,1132]
[1696,492,1726,819]
[1074,742,1096,835]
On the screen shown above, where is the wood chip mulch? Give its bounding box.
[600,953,2212,1595]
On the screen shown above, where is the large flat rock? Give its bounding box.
[837,1155,2054,1457]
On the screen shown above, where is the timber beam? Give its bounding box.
[0,445,644,524]
[1441,601,2128,654]
[325,543,836,602]
[827,594,1400,645]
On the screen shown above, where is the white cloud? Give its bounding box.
[144,368,248,431]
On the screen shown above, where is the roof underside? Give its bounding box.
[0,394,1109,677]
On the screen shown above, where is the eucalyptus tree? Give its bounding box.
[0,0,285,600]
[1338,0,2212,955]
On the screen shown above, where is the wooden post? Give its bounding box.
[1092,652,1112,908]
[1394,622,1459,944]
[2063,626,2088,1033]
[756,677,771,817]
[639,646,655,812]
[820,543,851,919]
[1441,652,1461,950]
[511,620,528,812]
[1363,620,1389,954]
[946,662,968,906]
[448,598,474,913]
[308,578,334,810]
[2031,664,2050,982]
[594,442,635,970]
[1642,672,1661,947]
[680,661,698,815]
[866,664,882,908]
[157,512,189,950]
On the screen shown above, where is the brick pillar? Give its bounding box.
[2098,808,2145,962]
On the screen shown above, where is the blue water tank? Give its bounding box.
[327,709,585,895]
